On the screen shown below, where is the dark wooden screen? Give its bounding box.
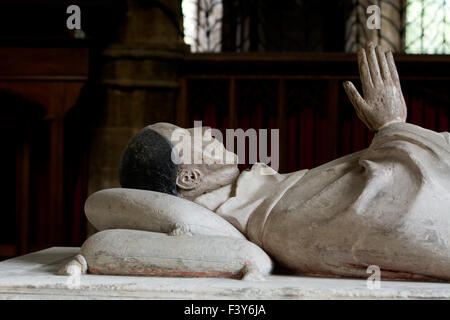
[0,47,89,260]
[178,54,450,173]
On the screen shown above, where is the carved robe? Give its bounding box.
[195,123,450,280]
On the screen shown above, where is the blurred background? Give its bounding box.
[0,0,449,260]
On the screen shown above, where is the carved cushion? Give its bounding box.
[81,229,273,279]
[85,188,245,239]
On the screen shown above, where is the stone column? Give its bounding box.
[345,0,405,53]
[88,0,188,210]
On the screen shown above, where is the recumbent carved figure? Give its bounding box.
[61,43,450,282]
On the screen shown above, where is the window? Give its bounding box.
[182,0,223,52]
[182,0,450,54]
[405,0,450,54]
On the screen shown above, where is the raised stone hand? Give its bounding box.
[344,42,407,131]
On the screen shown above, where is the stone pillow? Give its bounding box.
[81,229,273,279]
[85,188,245,239]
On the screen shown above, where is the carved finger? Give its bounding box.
[169,223,193,236]
[386,51,401,89]
[376,45,390,82]
[343,81,372,129]
[357,47,373,94]
[366,42,383,87]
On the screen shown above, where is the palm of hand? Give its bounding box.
[344,42,407,131]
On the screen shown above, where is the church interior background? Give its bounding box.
[0,0,449,261]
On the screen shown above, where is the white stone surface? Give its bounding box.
[1,247,450,299]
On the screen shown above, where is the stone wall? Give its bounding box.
[88,0,188,222]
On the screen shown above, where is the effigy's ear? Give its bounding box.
[176,168,202,190]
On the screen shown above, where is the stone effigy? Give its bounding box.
[60,43,450,281]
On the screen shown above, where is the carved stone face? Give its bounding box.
[150,123,240,200]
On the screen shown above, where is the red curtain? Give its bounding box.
[191,91,449,174]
